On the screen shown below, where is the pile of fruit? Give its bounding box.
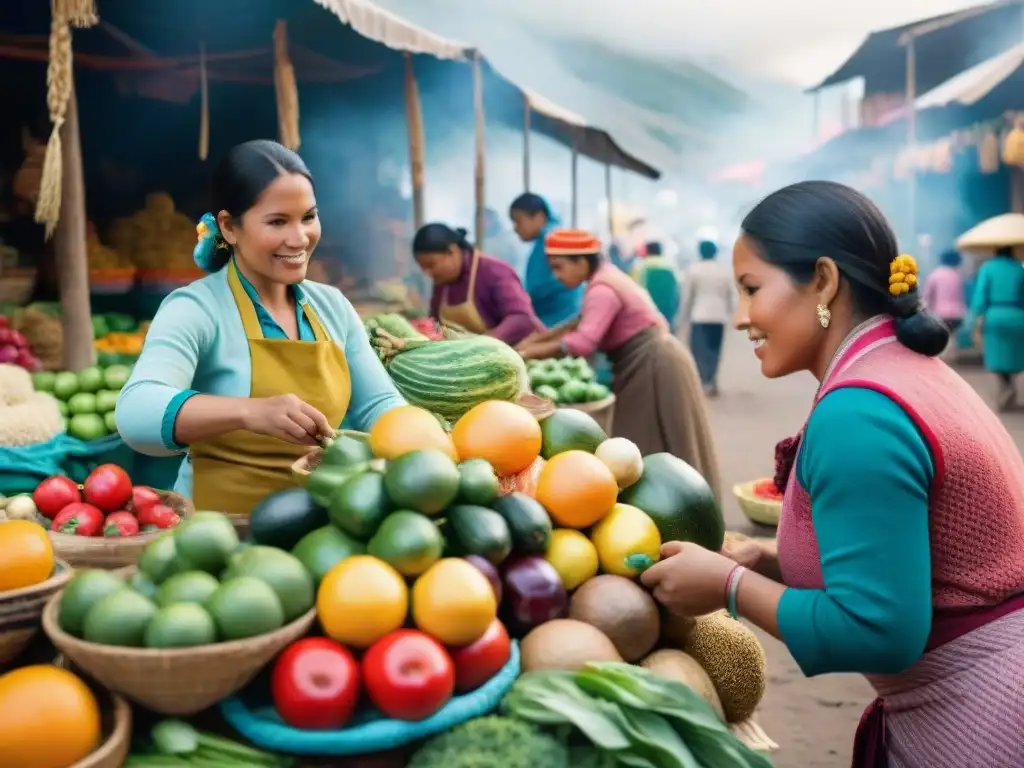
[0,363,64,447]
[107,192,200,275]
[28,464,181,537]
[5,304,62,371]
[86,221,135,275]
[92,312,148,367]
[0,314,43,372]
[57,510,311,648]
[526,357,610,405]
[31,363,132,440]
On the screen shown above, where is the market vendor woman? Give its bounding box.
[413,222,541,344]
[516,228,721,499]
[116,140,405,516]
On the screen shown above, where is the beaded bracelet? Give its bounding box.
[726,565,747,620]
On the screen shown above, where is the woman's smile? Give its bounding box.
[274,251,307,269]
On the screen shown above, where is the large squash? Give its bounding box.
[620,453,724,551]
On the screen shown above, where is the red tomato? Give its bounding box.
[33,476,81,519]
[103,511,140,537]
[130,486,162,515]
[51,502,105,536]
[271,638,361,729]
[83,464,133,514]
[448,619,511,693]
[137,503,180,529]
[362,630,454,721]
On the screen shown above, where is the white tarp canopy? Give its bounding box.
[311,0,661,178]
[916,40,1024,110]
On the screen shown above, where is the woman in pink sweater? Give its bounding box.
[516,228,721,498]
[922,249,966,333]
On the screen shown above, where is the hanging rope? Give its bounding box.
[35,0,98,239]
[273,20,300,151]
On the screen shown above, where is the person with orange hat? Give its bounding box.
[516,228,721,498]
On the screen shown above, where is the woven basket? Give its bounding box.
[43,592,317,715]
[559,394,616,434]
[0,559,73,667]
[49,490,194,568]
[290,430,372,486]
[0,266,36,304]
[733,480,782,527]
[518,392,557,421]
[73,689,132,768]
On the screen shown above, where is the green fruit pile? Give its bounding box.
[527,358,610,405]
[57,511,314,648]
[31,363,133,441]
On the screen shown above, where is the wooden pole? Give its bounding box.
[522,95,531,191]
[906,38,917,242]
[570,142,579,227]
[473,51,486,250]
[403,53,425,229]
[604,162,613,239]
[55,76,93,370]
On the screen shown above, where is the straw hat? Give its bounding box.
[956,213,1024,251]
[544,228,602,256]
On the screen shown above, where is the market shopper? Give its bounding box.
[631,241,681,332]
[509,193,583,328]
[116,140,405,516]
[516,228,721,499]
[413,222,541,345]
[682,239,735,396]
[640,181,1024,768]
[922,248,966,361]
[969,245,1024,410]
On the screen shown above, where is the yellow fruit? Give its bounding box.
[589,503,661,577]
[317,556,408,648]
[369,405,458,461]
[0,520,54,592]
[545,530,599,591]
[412,558,497,645]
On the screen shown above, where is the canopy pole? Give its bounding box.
[522,95,531,191]
[905,38,917,243]
[56,75,92,370]
[473,50,486,250]
[403,52,425,230]
[570,142,579,227]
[604,162,613,240]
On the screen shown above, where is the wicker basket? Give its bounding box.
[73,689,132,768]
[0,266,36,304]
[43,592,317,715]
[49,490,194,568]
[733,480,782,527]
[290,430,372,486]
[559,394,616,435]
[518,392,557,421]
[0,559,73,667]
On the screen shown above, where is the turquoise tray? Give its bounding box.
[219,641,520,756]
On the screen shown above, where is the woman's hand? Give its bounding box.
[640,541,735,617]
[721,536,782,581]
[242,394,334,446]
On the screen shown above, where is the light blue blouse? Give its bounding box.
[115,266,405,498]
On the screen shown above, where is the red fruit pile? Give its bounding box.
[33,464,181,537]
[0,315,42,371]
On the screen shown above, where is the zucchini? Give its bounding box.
[491,493,553,555]
[445,505,512,565]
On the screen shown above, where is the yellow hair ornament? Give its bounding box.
[196,221,209,242]
[888,254,918,296]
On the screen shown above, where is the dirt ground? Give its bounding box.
[708,331,1024,767]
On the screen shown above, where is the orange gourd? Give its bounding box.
[535,450,618,528]
[369,405,458,462]
[0,520,54,592]
[451,400,541,476]
[0,665,102,768]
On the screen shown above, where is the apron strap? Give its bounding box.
[440,251,481,312]
[227,260,264,340]
[302,300,329,342]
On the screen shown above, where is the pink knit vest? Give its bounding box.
[589,263,668,337]
[777,317,1024,608]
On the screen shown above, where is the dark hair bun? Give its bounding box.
[888,292,950,357]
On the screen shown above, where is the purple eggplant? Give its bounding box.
[464,555,503,604]
[502,555,568,636]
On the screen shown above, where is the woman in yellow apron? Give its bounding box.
[116,140,405,516]
[413,223,541,344]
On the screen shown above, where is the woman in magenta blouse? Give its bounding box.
[412,223,542,346]
[516,228,721,499]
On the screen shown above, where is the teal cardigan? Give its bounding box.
[776,387,934,677]
[115,266,405,498]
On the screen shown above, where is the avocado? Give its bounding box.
[456,459,500,506]
[205,577,286,640]
[305,463,366,507]
[367,510,444,577]
[383,449,460,516]
[291,525,365,584]
[445,505,512,566]
[539,409,607,459]
[250,487,328,551]
[82,588,158,647]
[173,513,240,575]
[328,470,391,540]
[144,603,218,648]
[156,571,220,608]
[58,569,125,637]
[320,434,373,469]
[222,546,315,622]
[138,532,182,584]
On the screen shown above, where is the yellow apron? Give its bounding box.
[190,261,351,515]
[439,252,490,334]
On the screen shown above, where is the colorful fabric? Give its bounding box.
[523,205,582,328]
[921,265,965,321]
[429,252,540,345]
[633,256,680,331]
[562,262,667,357]
[970,255,1024,373]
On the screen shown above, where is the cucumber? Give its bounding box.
[491,492,553,555]
[445,505,512,565]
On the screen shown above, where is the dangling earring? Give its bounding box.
[816,304,831,329]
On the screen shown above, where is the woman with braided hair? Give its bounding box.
[639,181,1024,767]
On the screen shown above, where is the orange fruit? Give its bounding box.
[535,450,618,528]
[452,400,541,476]
[369,405,457,461]
[0,520,54,592]
[317,555,408,648]
[0,665,101,768]
[412,558,497,645]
